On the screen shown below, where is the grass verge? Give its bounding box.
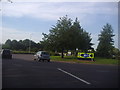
[12,50,35,54]
[50,56,119,65]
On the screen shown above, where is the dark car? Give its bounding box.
[34,51,50,62]
[1,49,12,59]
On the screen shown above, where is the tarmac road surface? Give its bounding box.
[2,54,119,88]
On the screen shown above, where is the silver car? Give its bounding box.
[34,51,50,62]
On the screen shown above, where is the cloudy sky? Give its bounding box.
[0,0,118,50]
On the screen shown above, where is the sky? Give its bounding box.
[0,0,118,50]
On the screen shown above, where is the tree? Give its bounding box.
[72,18,92,51]
[22,39,31,51]
[67,18,93,53]
[112,47,120,59]
[42,15,93,58]
[96,23,115,58]
[11,40,21,50]
[18,40,26,50]
[2,39,12,49]
[42,15,72,58]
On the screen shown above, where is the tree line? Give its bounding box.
[2,15,120,59]
[2,39,43,52]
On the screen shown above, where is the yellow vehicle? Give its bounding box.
[77,52,94,61]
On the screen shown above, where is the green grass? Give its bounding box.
[50,56,119,65]
[12,50,35,54]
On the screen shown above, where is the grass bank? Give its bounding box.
[50,56,119,65]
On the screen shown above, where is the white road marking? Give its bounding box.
[57,68,91,85]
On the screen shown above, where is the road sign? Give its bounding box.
[77,52,94,59]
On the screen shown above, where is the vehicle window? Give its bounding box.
[42,52,49,55]
[3,50,10,54]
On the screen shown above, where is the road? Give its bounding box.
[2,54,119,88]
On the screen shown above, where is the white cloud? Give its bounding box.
[1,27,43,44]
[1,0,119,2]
[2,2,117,21]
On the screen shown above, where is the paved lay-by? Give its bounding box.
[2,54,118,88]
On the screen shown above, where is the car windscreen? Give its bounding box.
[3,50,11,54]
[42,52,49,55]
